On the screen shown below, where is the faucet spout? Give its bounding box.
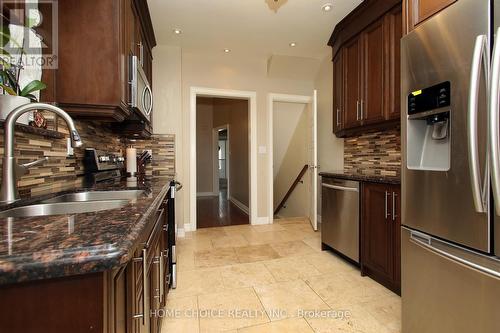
[1,103,84,203]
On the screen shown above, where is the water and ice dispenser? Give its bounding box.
[406,82,451,171]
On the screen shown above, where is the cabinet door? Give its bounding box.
[385,6,402,120]
[343,36,362,129]
[361,183,394,283]
[333,51,343,134]
[127,248,145,333]
[390,185,401,292]
[361,19,385,124]
[406,0,457,32]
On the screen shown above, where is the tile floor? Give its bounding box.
[162,218,401,333]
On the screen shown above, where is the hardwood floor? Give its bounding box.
[196,190,249,228]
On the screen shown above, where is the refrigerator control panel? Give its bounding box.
[408,81,451,115]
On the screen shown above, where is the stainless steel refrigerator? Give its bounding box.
[401,0,500,332]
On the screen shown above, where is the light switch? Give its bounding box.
[258,146,267,154]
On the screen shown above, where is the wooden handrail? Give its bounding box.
[274,164,309,215]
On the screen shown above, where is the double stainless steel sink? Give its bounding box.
[0,190,145,218]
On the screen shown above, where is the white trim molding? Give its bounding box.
[267,93,313,225]
[196,192,218,197]
[189,87,258,231]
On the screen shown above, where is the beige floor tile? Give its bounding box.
[270,240,315,257]
[178,235,214,254]
[194,227,229,238]
[304,271,388,309]
[198,288,269,332]
[253,280,330,321]
[177,252,196,272]
[212,235,249,249]
[305,303,389,333]
[234,244,281,263]
[303,251,357,275]
[251,224,286,233]
[221,262,276,289]
[161,296,199,333]
[242,230,297,245]
[169,268,225,298]
[263,256,322,282]
[195,248,240,268]
[360,292,401,332]
[302,236,322,252]
[237,317,314,333]
[221,225,257,237]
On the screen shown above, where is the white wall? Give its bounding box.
[273,102,306,179]
[154,50,313,228]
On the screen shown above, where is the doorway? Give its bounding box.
[195,96,250,228]
[268,92,318,230]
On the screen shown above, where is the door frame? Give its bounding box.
[267,93,315,225]
[190,87,257,230]
[213,124,230,197]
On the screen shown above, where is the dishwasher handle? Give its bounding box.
[321,183,359,192]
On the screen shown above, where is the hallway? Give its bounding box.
[163,218,401,332]
[196,190,249,228]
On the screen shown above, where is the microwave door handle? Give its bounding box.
[468,34,488,213]
[145,85,153,116]
[491,28,500,216]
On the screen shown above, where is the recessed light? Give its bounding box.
[322,3,333,12]
[289,42,296,47]
[173,28,182,34]
[224,49,231,53]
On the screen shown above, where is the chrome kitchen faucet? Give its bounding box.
[0,103,83,203]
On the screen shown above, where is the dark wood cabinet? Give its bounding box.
[46,0,156,123]
[329,1,402,137]
[333,51,343,133]
[361,182,401,294]
[405,0,457,32]
[361,19,386,125]
[343,36,362,129]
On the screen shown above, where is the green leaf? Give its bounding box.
[20,80,46,97]
[0,83,17,96]
[0,25,10,47]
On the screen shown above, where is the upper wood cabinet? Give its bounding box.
[405,0,457,32]
[329,0,402,138]
[46,0,156,122]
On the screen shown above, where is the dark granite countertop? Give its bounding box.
[319,170,400,185]
[0,177,172,285]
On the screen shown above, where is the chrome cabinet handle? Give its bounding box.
[384,191,390,220]
[159,252,164,303]
[392,192,397,221]
[131,249,148,323]
[468,34,489,213]
[491,28,500,216]
[360,100,364,120]
[356,101,360,120]
[145,85,153,116]
[336,108,341,126]
[321,183,358,192]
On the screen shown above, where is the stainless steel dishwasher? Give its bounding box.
[321,177,360,263]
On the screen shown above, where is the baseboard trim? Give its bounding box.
[228,196,249,214]
[177,227,186,238]
[253,216,272,225]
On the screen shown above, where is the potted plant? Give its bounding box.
[0,23,46,124]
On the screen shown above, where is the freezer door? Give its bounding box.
[401,227,500,333]
[401,0,490,252]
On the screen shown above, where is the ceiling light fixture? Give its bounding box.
[224,49,231,53]
[289,42,296,47]
[173,28,182,34]
[322,3,333,12]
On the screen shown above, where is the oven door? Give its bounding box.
[130,55,153,123]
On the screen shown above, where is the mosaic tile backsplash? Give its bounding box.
[344,128,401,177]
[0,119,175,198]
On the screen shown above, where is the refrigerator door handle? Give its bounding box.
[409,230,500,280]
[468,34,489,213]
[491,28,500,216]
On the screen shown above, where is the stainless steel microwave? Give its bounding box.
[129,55,153,122]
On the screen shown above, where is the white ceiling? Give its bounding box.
[147,0,363,59]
